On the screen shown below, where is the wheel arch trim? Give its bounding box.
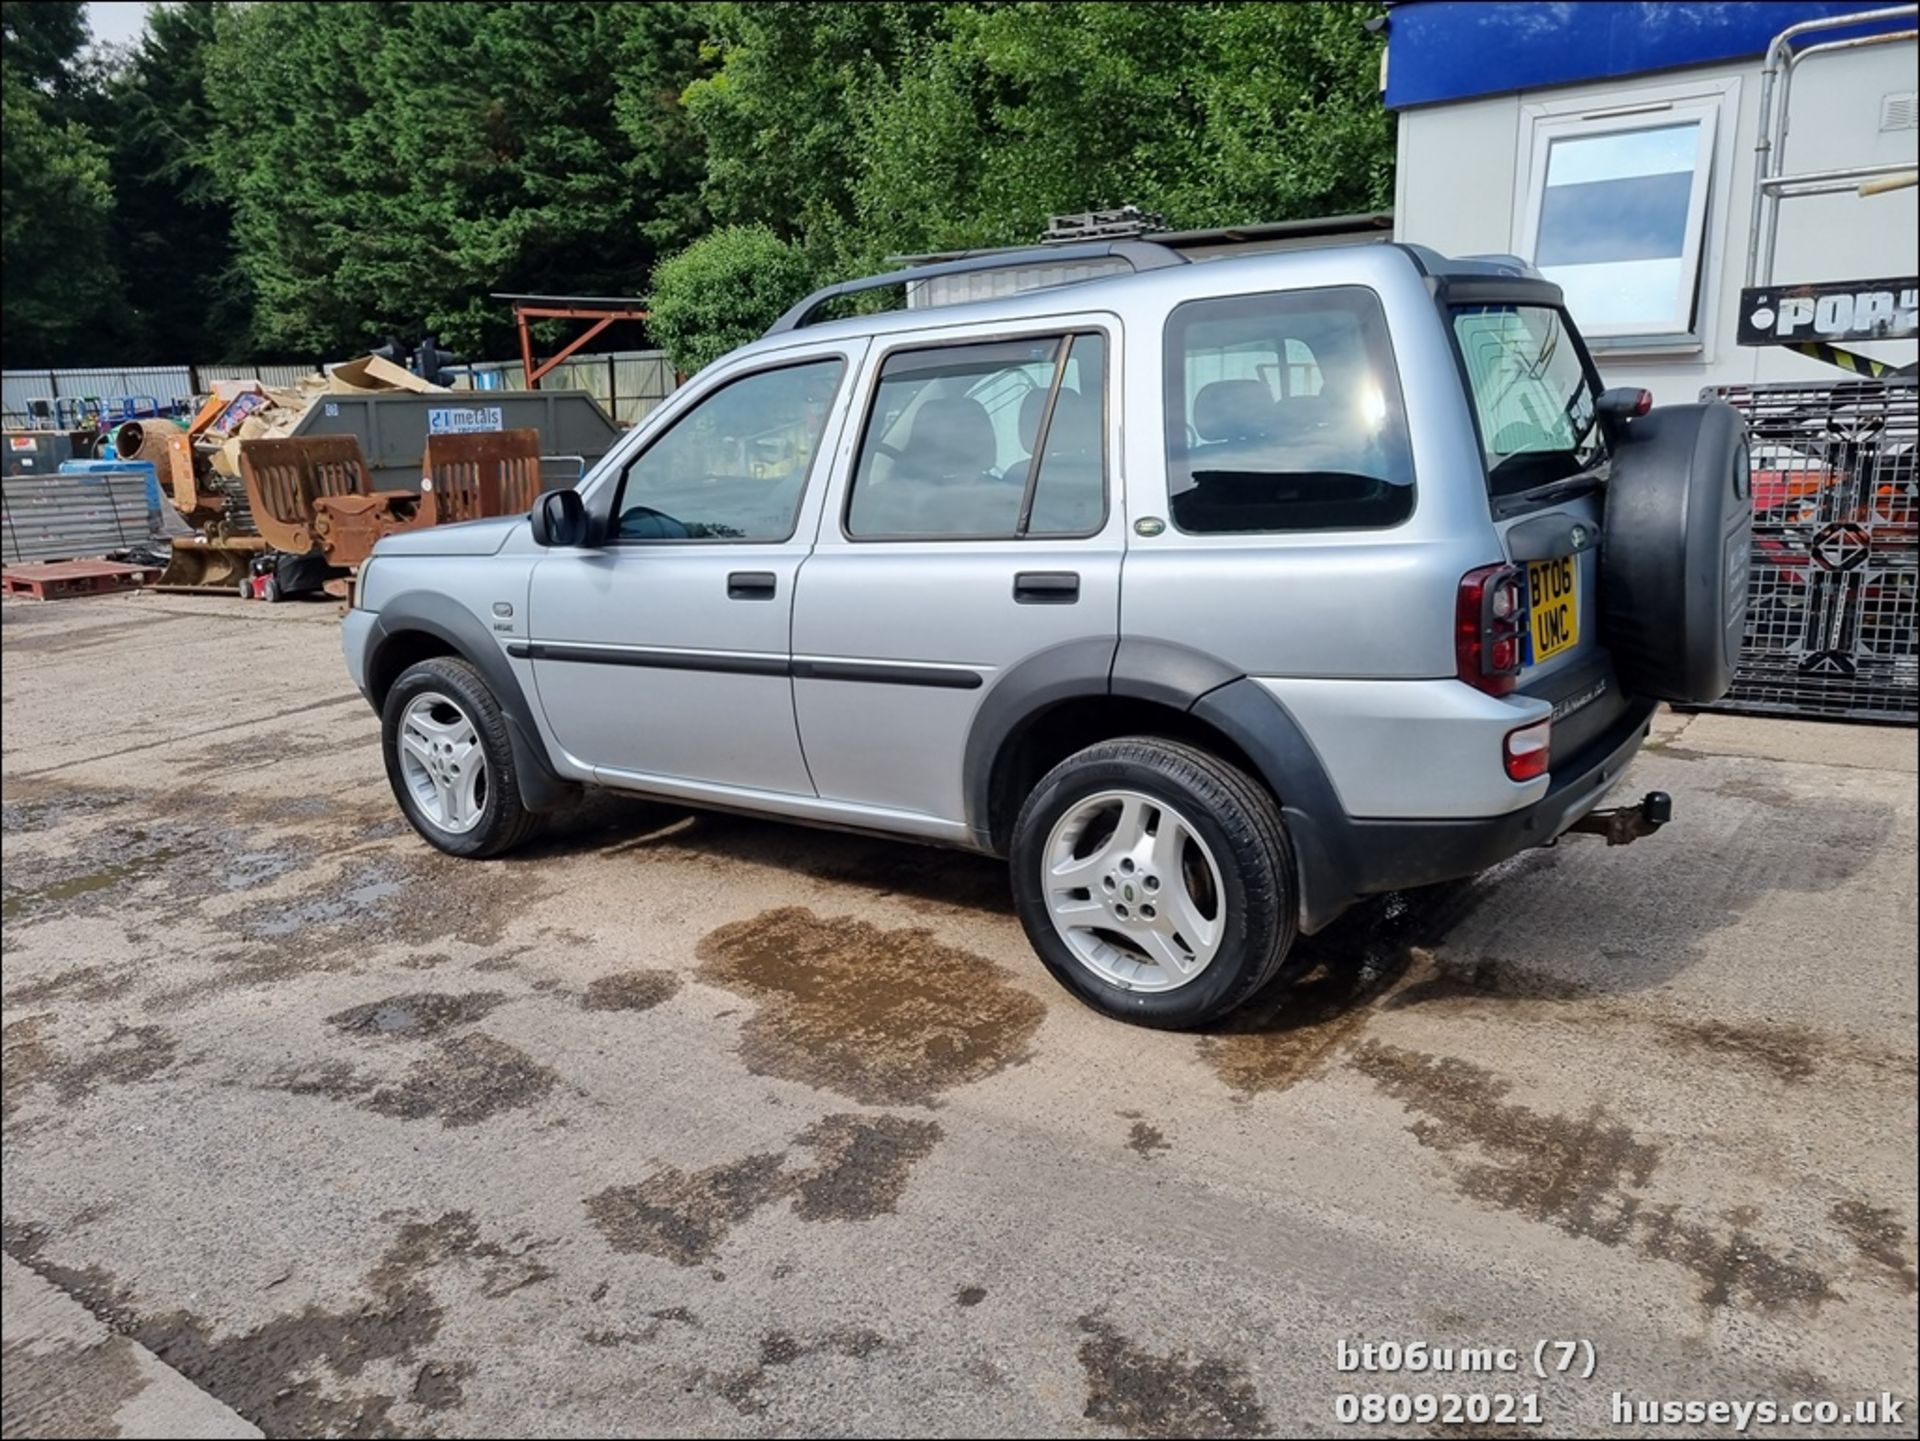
[963,637,1352,932]
[367,591,577,813]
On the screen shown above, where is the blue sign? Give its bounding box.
[1384,2,1911,110]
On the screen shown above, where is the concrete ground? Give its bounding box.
[2,591,1915,1439]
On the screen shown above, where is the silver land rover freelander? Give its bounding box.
[342,241,1751,1028]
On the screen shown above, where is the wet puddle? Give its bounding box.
[695,907,1046,1107]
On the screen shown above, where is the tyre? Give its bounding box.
[237,577,254,600]
[1009,737,1298,1029]
[1600,401,1753,703]
[381,656,543,858]
[263,575,283,604]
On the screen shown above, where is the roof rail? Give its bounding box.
[764,240,1189,336]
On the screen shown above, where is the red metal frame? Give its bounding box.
[504,297,650,390]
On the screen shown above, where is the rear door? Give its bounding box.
[1449,302,1625,744]
[791,316,1123,831]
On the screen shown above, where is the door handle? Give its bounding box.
[728,571,777,601]
[1013,571,1079,604]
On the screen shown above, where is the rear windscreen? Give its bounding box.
[1451,305,1605,497]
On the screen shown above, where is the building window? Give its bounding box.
[1519,97,1723,342]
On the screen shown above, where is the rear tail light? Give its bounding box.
[1504,718,1552,782]
[1457,563,1525,697]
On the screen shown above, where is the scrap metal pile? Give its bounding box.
[114,354,454,595]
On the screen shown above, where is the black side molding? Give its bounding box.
[509,640,982,690]
[791,659,983,690]
[507,641,788,677]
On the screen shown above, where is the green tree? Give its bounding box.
[206,2,705,359]
[851,2,1392,261]
[0,0,91,103]
[0,3,120,365]
[647,223,811,374]
[106,1,249,361]
[683,2,942,269]
[684,1,1391,275]
[612,0,713,259]
[204,0,398,356]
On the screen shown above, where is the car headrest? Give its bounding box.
[1193,380,1275,443]
[1043,387,1100,458]
[906,396,996,481]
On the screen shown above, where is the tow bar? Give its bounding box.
[1566,790,1673,846]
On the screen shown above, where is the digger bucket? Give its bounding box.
[153,534,269,593]
[238,435,374,556]
[238,434,430,568]
[419,429,545,526]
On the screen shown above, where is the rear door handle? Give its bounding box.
[1013,571,1079,604]
[728,571,777,600]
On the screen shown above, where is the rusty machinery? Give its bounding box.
[112,408,267,592]
[114,408,555,598]
[115,385,616,594]
[234,428,547,599]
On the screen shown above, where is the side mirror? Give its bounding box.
[530,488,590,548]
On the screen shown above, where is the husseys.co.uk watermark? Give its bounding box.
[1330,1336,1909,1432]
[1610,1392,1906,1432]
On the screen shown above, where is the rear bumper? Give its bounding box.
[1192,678,1657,934]
[1338,695,1657,902]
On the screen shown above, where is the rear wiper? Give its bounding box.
[1490,468,1606,518]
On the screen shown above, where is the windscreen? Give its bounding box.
[1451,305,1605,497]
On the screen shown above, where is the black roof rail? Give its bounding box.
[764,240,1189,336]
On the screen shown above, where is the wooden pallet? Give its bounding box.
[1,559,163,600]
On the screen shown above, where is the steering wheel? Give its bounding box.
[618,505,690,539]
[869,440,909,464]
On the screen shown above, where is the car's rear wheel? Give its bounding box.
[1009,737,1298,1028]
[382,656,542,858]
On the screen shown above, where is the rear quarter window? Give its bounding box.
[1164,287,1415,534]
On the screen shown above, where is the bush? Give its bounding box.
[647,224,815,375]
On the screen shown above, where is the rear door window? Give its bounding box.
[1450,305,1606,497]
[846,332,1108,539]
[1163,287,1415,533]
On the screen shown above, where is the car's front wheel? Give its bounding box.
[382,656,542,858]
[1009,737,1298,1028]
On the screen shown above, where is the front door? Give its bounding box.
[792,321,1123,828]
[526,349,858,794]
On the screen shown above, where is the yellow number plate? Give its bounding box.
[1527,556,1579,664]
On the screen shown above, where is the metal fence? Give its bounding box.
[2,366,194,428]
[0,362,328,429]
[1707,377,1918,724]
[2,465,161,565]
[3,350,677,429]
[454,350,676,425]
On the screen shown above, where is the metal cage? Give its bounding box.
[1706,377,1917,723]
